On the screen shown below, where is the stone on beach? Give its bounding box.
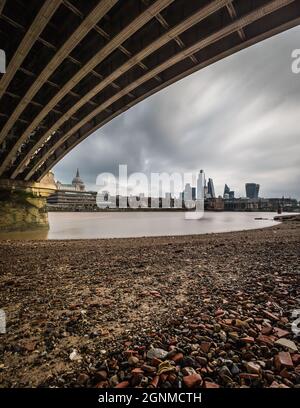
[0,220,299,388]
[183,373,202,388]
[274,352,294,369]
[147,348,168,360]
[275,339,298,353]
[245,362,261,375]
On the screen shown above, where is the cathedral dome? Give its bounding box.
[72,169,85,190]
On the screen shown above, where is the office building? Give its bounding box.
[224,184,230,198]
[197,170,205,199]
[207,178,216,198]
[245,183,260,199]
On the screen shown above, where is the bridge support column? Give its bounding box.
[0,174,56,232]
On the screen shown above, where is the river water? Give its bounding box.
[0,211,288,240]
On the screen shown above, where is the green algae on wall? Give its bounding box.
[0,189,49,231]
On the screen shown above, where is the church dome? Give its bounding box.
[72,169,85,190]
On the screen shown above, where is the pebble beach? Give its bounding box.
[0,218,299,388]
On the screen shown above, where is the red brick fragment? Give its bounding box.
[224,319,233,326]
[279,368,292,379]
[257,334,274,347]
[291,354,300,365]
[263,310,279,321]
[131,368,144,375]
[200,341,212,353]
[124,349,138,356]
[204,381,220,388]
[261,326,273,335]
[115,381,130,388]
[215,308,225,317]
[273,327,289,338]
[240,336,255,344]
[239,373,260,379]
[270,381,289,388]
[183,374,202,388]
[274,351,293,370]
[171,353,184,363]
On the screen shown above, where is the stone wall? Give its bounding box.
[0,189,49,231]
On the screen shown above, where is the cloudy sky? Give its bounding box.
[53,25,300,199]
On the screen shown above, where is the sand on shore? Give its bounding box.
[0,221,299,388]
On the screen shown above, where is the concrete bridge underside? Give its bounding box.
[0,0,299,186]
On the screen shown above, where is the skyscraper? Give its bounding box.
[192,187,196,201]
[207,178,216,198]
[197,170,205,199]
[224,184,230,197]
[184,183,193,201]
[245,183,260,199]
[224,184,234,199]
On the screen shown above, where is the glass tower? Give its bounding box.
[245,183,260,199]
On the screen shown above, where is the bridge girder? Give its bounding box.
[0,0,299,182]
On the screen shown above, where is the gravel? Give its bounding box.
[0,219,299,388]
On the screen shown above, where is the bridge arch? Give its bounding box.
[0,0,299,182]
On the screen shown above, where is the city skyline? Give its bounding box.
[53,25,300,199]
[49,167,299,213]
[53,168,297,202]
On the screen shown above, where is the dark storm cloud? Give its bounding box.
[54,25,300,199]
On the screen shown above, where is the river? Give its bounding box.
[0,211,289,240]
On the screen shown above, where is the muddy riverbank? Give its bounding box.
[0,221,299,388]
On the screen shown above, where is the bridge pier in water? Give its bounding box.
[0,176,56,232]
